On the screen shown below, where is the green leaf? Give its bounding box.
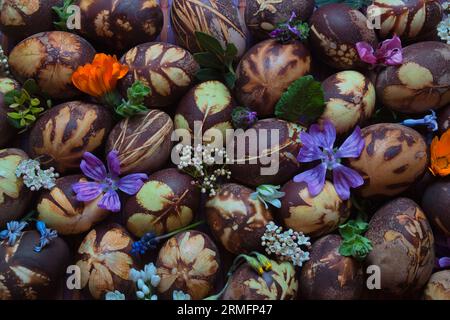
[4,90,20,106]
[194,52,223,69]
[195,31,225,56]
[225,43,238,60]
[196,68,223,82]
[22,79,39,95]
[24,114,36,121]
[223,72,236,89]
[274,75,325,125]
[52,0,75,31]
[7,112,22,120]
[315,0,371,9]
[30,98,40,107]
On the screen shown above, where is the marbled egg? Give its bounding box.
[76,0,163,52]
[8,31,96,99]
[106,110,173,175]
[423,270,450,300]
[319,71,376,135]
[230,118,304,187]
[119,42,199,108]
[205,183,273,255]
[422,180,450,236]
[174,80,234,144]
[365,198,435,298]
[29,101,112,173]
[156,231,220,300]
[37,175,109,235]
[223,259,298,300]
[124,168,199,237]
[348,123,428,198]
[245,0,315,39]
[309,3,378,70]
[0,229,69,299]
[0,148,31,228]
[75,224,138,300]
[376,41,450,114]
[171,0,247,58]
[299,235,364,300]
[235,39,311,117]
[278,180,351,238]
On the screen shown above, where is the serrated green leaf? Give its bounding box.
[274,75,325,125]
[195,31,225,56]
[194,52,223,69]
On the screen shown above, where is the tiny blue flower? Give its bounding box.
[401,110,438,132]
[131,232,159,255]
[34,221,58,252]
[0,221,27,246]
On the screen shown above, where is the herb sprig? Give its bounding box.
[115,81,151,118]
[53,0,75,31]
[338,219,373,261]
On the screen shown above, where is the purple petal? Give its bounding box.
[336,126,365,159]
[107,150,121,177]
[309,121,336,150]
[118,173,148,195]
[332,164,364,200]
[72,182,103,202]
[293,163,327,197]
[377,35,403,66]
[356,42,377,65]
[80,152,107,181]
[98,190,121,212]
[438,257,450,268]
[298,132,323,162]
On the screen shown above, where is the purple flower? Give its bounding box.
[293,121,365,200]
[356,35,403,67]
[438,257,450,268]
[72,151,148,212]
[269,12,309,42]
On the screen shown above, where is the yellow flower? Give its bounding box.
[430,129,450,176]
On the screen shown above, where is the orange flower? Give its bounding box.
[72,53,128,98]
[430,129,450,176]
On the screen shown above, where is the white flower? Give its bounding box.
[136,291,145,299]
[150,274,160,287]
[105,290,125,300]
[173,290,191,300]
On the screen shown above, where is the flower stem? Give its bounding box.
[158,220,205,240]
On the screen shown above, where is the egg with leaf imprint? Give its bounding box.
[348,123,428,198]
[319,70,376,135]
[422,180,450,236]
[0,228,70,300]
[37,175,109,235]
[170,0,247,58]
[0,93,14,148]
[205,183,273,255]
[119,42,199,109]
[299,234,364,300]
[235,39,311,117]
[222,259,298,300]
[0,148,31,228]
[423,270,450,300]
[29,101,112,173]
[365,197,435,299]
[124,168,199,237]
[277,180,351,238]
[376,41,450,114]
[0,77,20,95]
[75,223,138,300]
[8,31,96,99]
[106,110,173,175]
[75,0,163,52]
[156,230,220,300]
[0,0,62,41]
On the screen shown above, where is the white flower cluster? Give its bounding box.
[105,290,125,300]
[437,3,450,44]
[261,221,311,267]
[129,263,161,300]
[176,144,231,197]
[15,159,59,191]
[0,47,10,77]
[172,290,191,300]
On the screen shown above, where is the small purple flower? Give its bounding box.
[0,221,27,246]
[438,257,450,268]
[34,221,57,252]
[269,12,309,43]
[293,121,365,200]
[356,35,403,67]
[72,151,148,212]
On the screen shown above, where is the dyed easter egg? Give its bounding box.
[423,270,450,300]
[0,77,20,94]
[422,180,450,236]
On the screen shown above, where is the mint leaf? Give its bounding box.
[274,75,325,125]
[195,32,224,57]
[194,52,223,69]
[338,219,373,261]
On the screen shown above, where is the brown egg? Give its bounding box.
[76,223,138,300]
[205,183,273,255]
[309,3,378,70]
[76,0,163,52]
[124,168,199,237]
[365,198,435,299]
[245,0,315,39]
[119,42,199,109]
[29,101,112,173]
[0,229,70,299]
[171,0,247,58]
[156,231,220,300]
[174,80,234,144]
[348,123,428,198]
[0,93,14,147]
[0,0,62,41]
[423,270,450,300]
[0,148,31,228]
[235,39,311,117]
[438,105,450,134]
[223,259,298,300]
[320,71,376,135]
[278,180,351,238]
[106,110,173,175]
[8,31,96,99]
[300,234,364,300]
[0,77,20,94]
[422,180,450,236]
[376,41,450,114]
[37,175,109,235]
[366,0,443,42]
[230,118,305,187]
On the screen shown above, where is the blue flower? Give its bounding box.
[34,221,58,252]
[131,232,160,255]
[401,110,438,132]
[0,221,27,246]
